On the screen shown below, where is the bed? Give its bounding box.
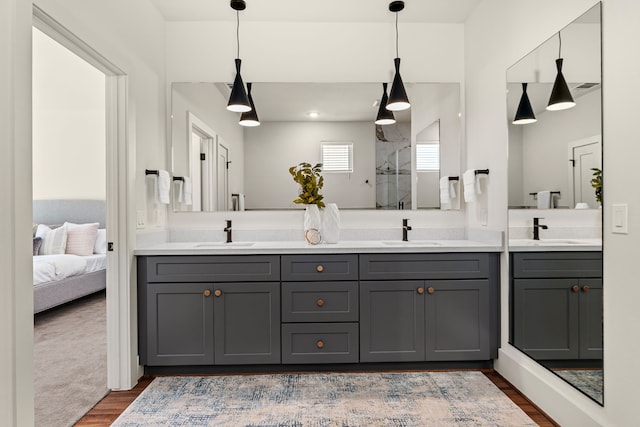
[33,200,107,314]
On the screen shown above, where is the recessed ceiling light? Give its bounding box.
[307,112,319,118]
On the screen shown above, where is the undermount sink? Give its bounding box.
[194,242,255,248]
[382,241,441,247]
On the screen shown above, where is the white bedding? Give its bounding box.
[33,254,105,286]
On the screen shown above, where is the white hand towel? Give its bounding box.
[463,169,477,202]
[237,193,245,211]
[449,180,457,199]
[536,190,551,209]
[183,177,193,206]
[156,170,170,205]
[439,176,451,204]
[176,180,185,203]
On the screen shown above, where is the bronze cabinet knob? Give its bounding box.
[571,285,580,293]
[316,265,324,272]
[214,289,222,297]
[417,287,425,295]
[582,285,591,292]
[203,290,211,297]
[316,340,324,349]
[427,287,435,295]
[316,299,325,307]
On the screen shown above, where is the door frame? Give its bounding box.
[33,6,136,390]
[567,135,601,208]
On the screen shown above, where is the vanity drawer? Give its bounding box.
[144,255,280,282]
[281,323,359,364]
[360,253,490,280]
[282,281,358,323]
[281,255,358,281]
[512,252,603,278]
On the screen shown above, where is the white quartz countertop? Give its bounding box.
[134,239,503,256]
[508,238,602,252]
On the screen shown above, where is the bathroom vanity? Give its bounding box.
[136,240,501,372]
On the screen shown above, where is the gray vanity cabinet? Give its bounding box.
[359,253,498,363]
[511,252,603,360]
[138,255,280,366]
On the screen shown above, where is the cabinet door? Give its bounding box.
[425,280,490,361]
[579,278,603,359]
[213,282,280,365]
[360,281,425,362]
[513,279,579,359]
[146,282,214,366]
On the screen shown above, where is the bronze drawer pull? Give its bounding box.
[203,290,211,297]
[582,285,591,292]
[316,299,325,307]
[316,340,324,349]
[214,289,222,297]
[427,287,435,294]
[571,285,580,293]
[316,265,324,272]
[417,287,424,294]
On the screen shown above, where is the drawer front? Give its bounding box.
[282,255,358,281]
[360,253,489,280]
[512,252,603,278]
[144,255,280,282]
[282,323,359,364]
[282,282,358,323]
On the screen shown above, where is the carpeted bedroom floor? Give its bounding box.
[34,290,108,427]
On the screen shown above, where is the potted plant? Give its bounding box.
[591,167,602,206]
[289,162,325,243]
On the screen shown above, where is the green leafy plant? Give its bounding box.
[591,167,602,205]
[289,162,325,208]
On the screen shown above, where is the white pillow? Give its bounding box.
[64,222,99,256]
[36,224,68,255]
[94,228,107,254]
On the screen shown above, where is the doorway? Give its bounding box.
[568,136,601,208]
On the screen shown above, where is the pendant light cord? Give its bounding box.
[236,10,240,59]
[558,32,562,58]
[395,12,399,58]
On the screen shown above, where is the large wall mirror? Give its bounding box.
[506,3,603,404]
[171,82,461,211]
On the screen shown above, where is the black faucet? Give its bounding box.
[532,217,548,240]
[224,220,232,243]
[402,218,412,241]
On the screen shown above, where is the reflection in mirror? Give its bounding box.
[507,3,603,405]
[171,82,460,211]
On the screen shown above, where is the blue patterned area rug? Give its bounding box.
[554,369,603,404]
[111,371,537,427]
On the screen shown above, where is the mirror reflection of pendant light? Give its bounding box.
[375,83,396,125]
[547,32,576,111]
[386,1,410,112]
[513,83,537,125]
[227,0,251,113]
[239,82,260,127]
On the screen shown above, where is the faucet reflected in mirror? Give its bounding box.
[224,220,232,243]
[402,218,412,241]
[507,2,603,405]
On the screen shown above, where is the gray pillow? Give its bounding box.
[33,237,43,256]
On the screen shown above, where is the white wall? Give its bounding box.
[244,121,375,209]
[466,0,640,425]
[32,27,106,201]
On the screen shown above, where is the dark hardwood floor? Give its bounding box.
[74,370,557,426]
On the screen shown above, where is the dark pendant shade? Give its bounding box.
[239,82,260,127]
[375,83,396,125]
[386,58,410,111]
[227,58,251,113]
[547,58,576,111]
[513,83,537,125]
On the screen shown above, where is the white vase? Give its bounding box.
[304,204,321,244]
[322,203,340,243]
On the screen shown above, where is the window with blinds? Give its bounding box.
[416,143,440,171]
[321,143,353,173]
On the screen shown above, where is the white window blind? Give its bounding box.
[321,143,353,173]
[416,143,440,171]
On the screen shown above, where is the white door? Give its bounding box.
[571,139,601,208]
[189,131,203,211]
[217,141,229,211]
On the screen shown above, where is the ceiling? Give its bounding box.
[149,0,482,23]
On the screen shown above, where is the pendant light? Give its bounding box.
[546,32,576,111]
[386,1,410,112]
[512,83,537,125]
[239,82,260,127]
[375,83,396,125]
[227,0,251,113]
